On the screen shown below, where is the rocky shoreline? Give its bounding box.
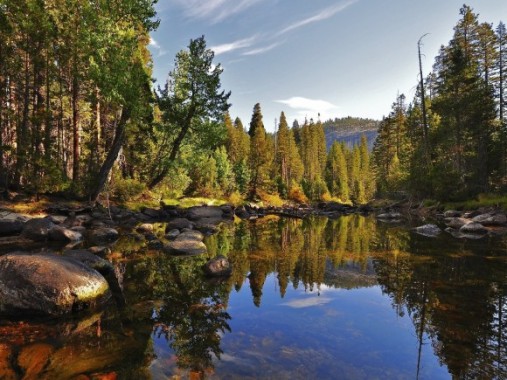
[1,199,506,317]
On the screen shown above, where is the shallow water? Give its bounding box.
[1,215,507,379]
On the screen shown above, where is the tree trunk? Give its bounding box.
[89,107,131,203]
[72,75,80,183]
[147,117,192,190]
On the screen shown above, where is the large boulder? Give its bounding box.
[21,217,55,241]
[413,224,441,237]
[204,256,232,277]
[0,253,111,316]
[187,206,224,221]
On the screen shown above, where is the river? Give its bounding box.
[1,215,506,379]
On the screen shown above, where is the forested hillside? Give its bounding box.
[323,117,378,150]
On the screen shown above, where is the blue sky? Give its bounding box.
[149,0,506,132]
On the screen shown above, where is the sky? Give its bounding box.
[148,0,507,132]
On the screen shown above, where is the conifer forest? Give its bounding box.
[0,2,505,205]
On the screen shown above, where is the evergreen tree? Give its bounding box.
[325,142,349,202]
[149,36,231,189]
[275,112,303,195]
[248,103,271,198]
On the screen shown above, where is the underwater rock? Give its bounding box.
[204,255,232,277]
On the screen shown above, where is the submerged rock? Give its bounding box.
[414,224,441,237]
[0,253,111,316]
[204,255,232,277]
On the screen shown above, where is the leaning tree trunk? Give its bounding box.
[89,107,131,203]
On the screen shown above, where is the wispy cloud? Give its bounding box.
[276,97,341,121]
[242,41,282,56]
[174,0,265,23]
[278,0,358,36]
[277,97,339,113]
[149,37,167,57]
[210,35,257,56]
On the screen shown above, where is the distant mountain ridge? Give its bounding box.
[323,117,379,151]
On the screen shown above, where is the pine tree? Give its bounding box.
[248,103,271,198]
[275,112,303,194]
[325,142,349,202]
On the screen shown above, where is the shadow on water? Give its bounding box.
[1,215,507,378]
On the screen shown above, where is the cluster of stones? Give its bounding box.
[0,203,239,317]
[411,209,507,238]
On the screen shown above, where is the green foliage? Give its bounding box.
[149,35,231,189]
[111,176,147,203]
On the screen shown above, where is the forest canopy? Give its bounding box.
[1,2,504,205]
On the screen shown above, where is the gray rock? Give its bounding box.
[88,246,110,255]
[0,253,111,316]
[48,226,83,242]
[142,208,161,218]
[414,224,441,237]
[48,215,68,225]
[70,226,87,234]
[163,240,207,256]
[165,229,180,240]
[165,218,194,231]
[87,227,119,245]
[235,206,250,219]
[194,223,219,235]
[220,204,234,215]
[377,212,402,220]
[445,227,486,240]
[204,255,232,277]
[21,218,55,241]
[472,213,507,226]
[443,210,462,218]
[187,206,224,220]
[0,220,24,236]
[136,223,154,234]
[176,230,204,242]
[445,217,469,229]
[460,222,487,234]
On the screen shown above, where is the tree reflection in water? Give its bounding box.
[4,215,505,378]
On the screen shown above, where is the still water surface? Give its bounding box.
[1,215,507,379]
